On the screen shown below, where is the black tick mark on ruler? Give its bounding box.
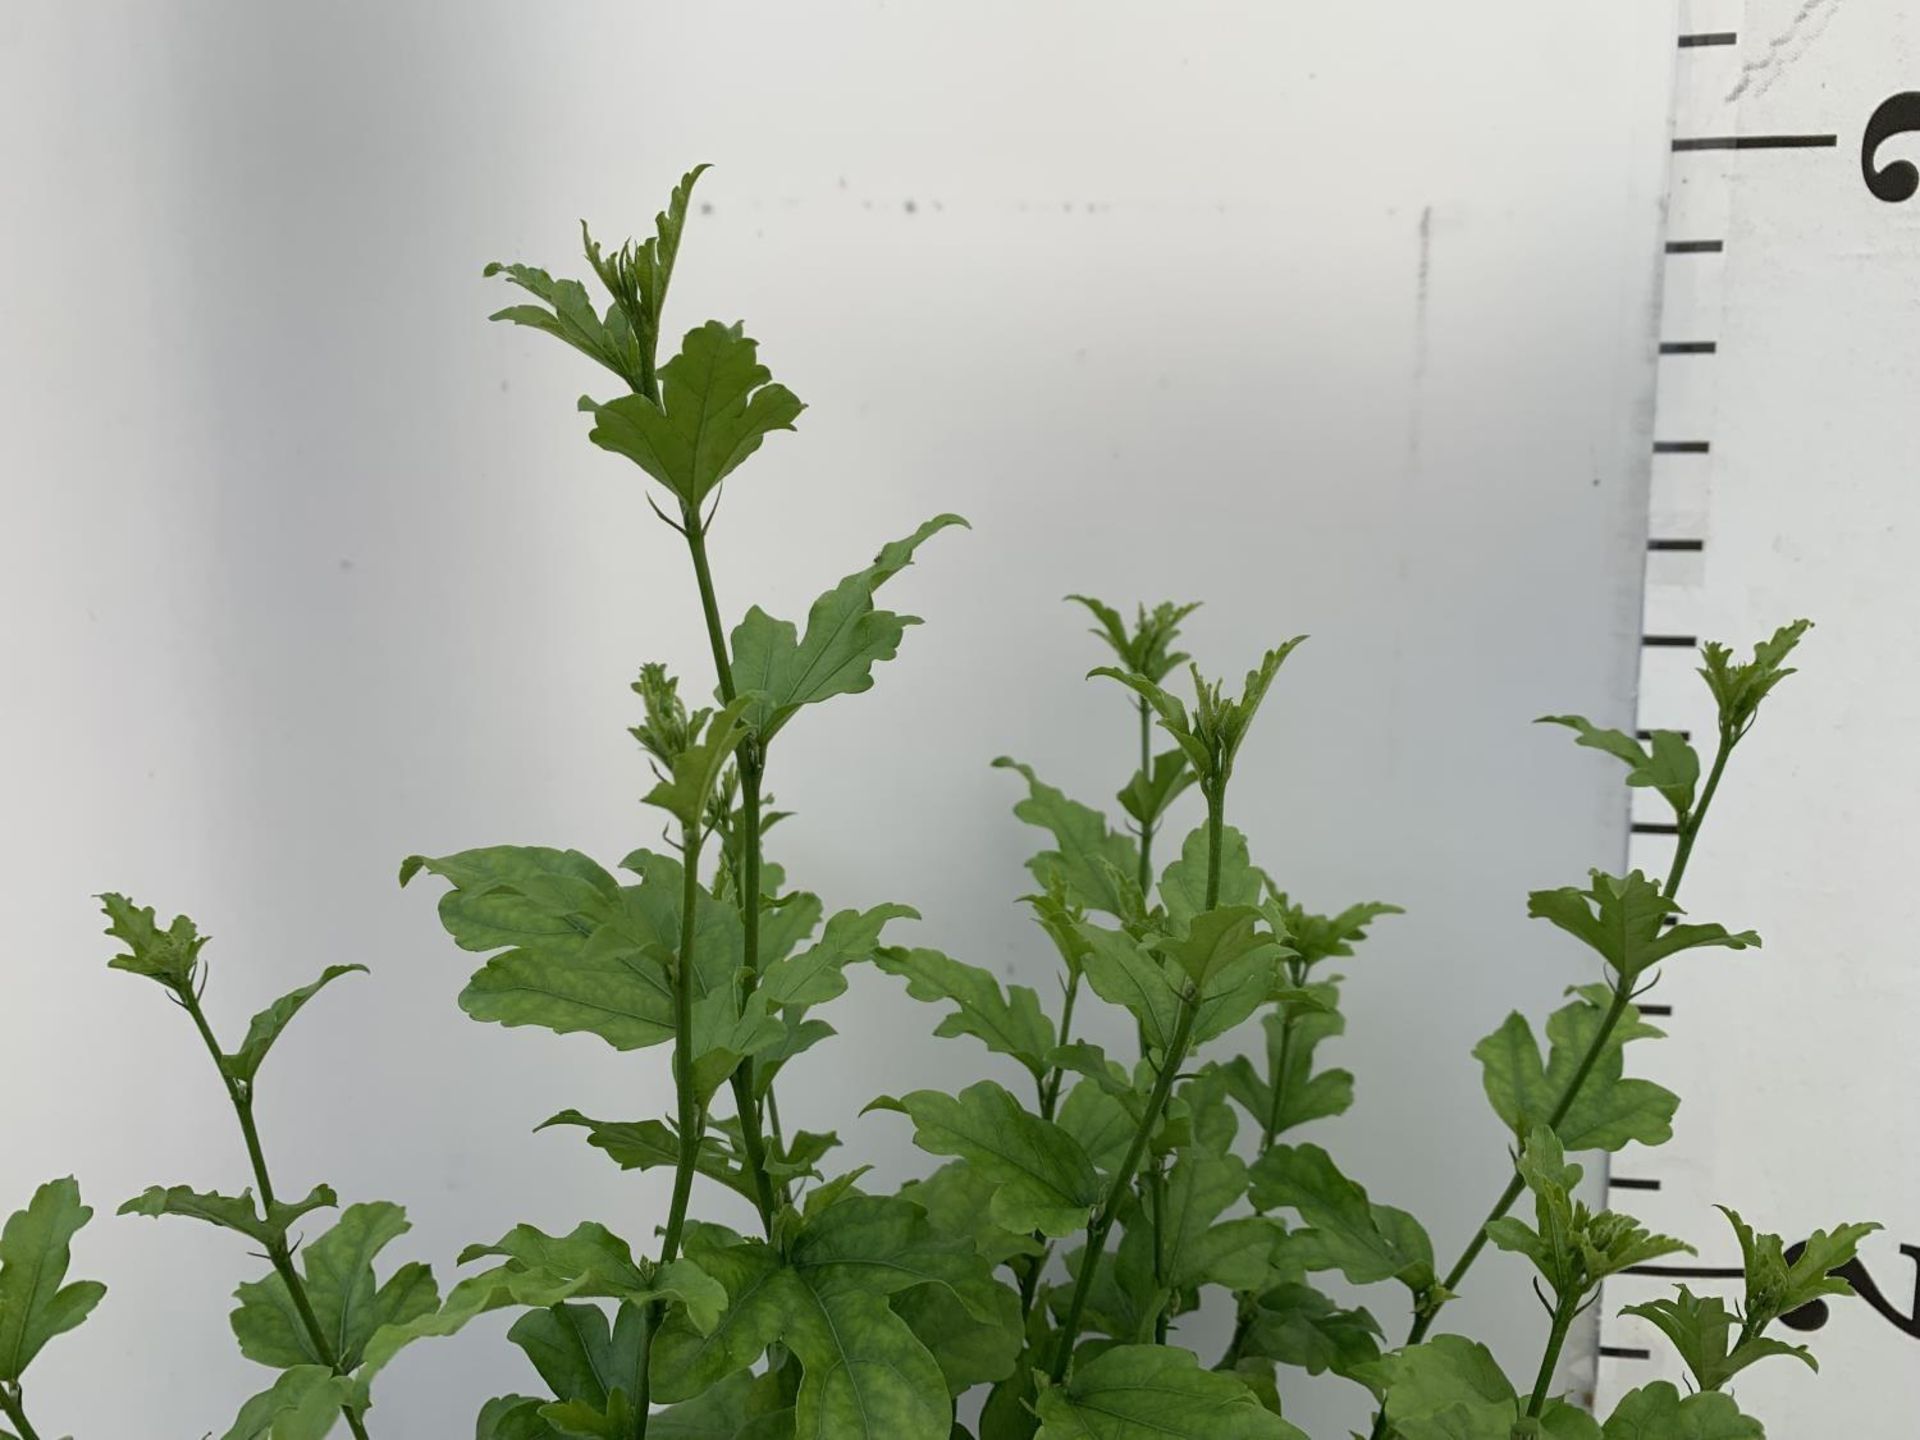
[1673,134,1838,151]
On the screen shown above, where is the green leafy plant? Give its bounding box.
[9,169,1879,1439]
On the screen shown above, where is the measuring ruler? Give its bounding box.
[1597,0,1920,1427]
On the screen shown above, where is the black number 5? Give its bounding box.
[1863,92,1920,203]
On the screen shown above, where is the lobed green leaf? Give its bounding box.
[0,1177,106,1384]
[585,320,803,509]
[1034,1344,1305,1439]
[731,515,967,741]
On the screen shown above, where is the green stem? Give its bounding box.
[677,514,784,1236]
[1525,1298,1578,1418]
[176,990,372,1440]
[1139,780,1228,1347]
[1374,726,1741,1439]
[1216,1301,1255,1371]
[659,827,707,1271]
[1020,968,1084,1321]
[1259,1010,1299,1153]
[1204,782,1225,908]
[727,755,784,1232]
[1050,993,1200,1383]
[1037,970,1081,1121]
[637,823,713,1440]
[1149,1162,1171,1344]
[1136,698,1156,895]
[684,520,737,708]
[0,1386,44,1440]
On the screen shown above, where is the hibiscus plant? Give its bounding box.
[0,166,1876,1440]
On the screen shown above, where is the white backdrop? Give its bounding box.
[0,4,1679,1435]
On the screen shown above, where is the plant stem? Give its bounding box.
[1258,1010,1299,1153]
[1149,1161,1171,1344]
[676,510,785,1236]
[1037,970,1081,1121]
[1204,781,1225,909]
[1371,727,1741,1439]
[684,517,736,706]
[1052,781,1225,1380]
[728,754,784,1232]
[1049,993,1200,1383]
[175,989,373,1440]
[0,1386,44,1440]
[636,822,713,1440]
[659,827,707,1271]
[1525,1297,1578,1418]
[1136,698,1156,893]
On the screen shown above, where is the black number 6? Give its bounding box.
[1862,92,1920,203]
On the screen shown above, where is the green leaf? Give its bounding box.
[1092,639,1306,789]
[507,1301,643,1414]
[98,892,206,989]
[1537,717,1699,816]
[1033,1345,1304,1439]
[484,261,643,391]
[405,846,742,1053]
[1067,596,1200,684]
[231,1202,437,1372]
[1699,619,1812,735]
[1077,924,1182,1053]
[1248,1145,1434,1295]
[642,696,753,828]
[653,1198,988,1440]
[118,1182,337,1247]
[1262,896,1402,970]
[585,321,803,509]
[688,988,786,1106]
[1157,824,1263,933]
[225,965,369,1084]
[1380,1335,1516,1440]
[1056,1077,1135,1178]
[992,758,1140,917]
[891,1276,1025,1395]
[221,1364,354,1440]
[1079,912,1282,1052]
[1602,1381,1763,1439]
[1117,1149,1276,1300]
[869,1082,1101,1237]
[873,946,1056,1081]
[898,1162,1043,1267]
[1159,905,1285,989]
[0,1178,106,1383]
[761,904,919,1009]
[650,1371,788,1438]
[352,1222,724,1392]
[539,1110,763,1206]
[1619,1287,1808,1392]
[730,515,967,740]
[1238,1282,1383,1384]
[1473,989,1677,1152]
[478,1394,563,1440]
[579,165,708,361]
[1219,994,1353,1140]
[1723,1205,1880,1328]
[1117,748,1197,830]
[1527,870,1759,984]
[1489,1129,1689,1303]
